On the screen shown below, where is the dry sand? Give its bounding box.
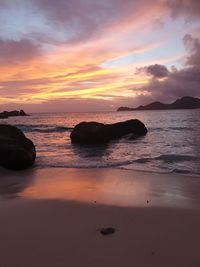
[0,168,200,267]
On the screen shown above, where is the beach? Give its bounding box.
[1,0,200,265]
[0,168,200,267]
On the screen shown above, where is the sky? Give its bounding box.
[0,0,200,112]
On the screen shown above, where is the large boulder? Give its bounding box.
[0,125,36,170]
[70,119,147,144]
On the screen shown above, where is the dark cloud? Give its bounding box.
[183,34,200,66]
[136,64,169,78]
[139,66,200,102]
[164,0,200,20]
[34,0,145,24]
[31,0,121,43]
[0,39,41,65]
[31,0,161,44]
[146,64,169,78]
[135,34,200,103]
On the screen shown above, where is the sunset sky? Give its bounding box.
[0,0,200,112]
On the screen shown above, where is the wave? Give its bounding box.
[34,162,200,177]
[172,169,192,174]
[35,159,134,169]
[131,154,199,163]
[167,127,195,131]
[36,153,200,169]
[33,151,200,178]
[172,169,200,176]
[14,124,73,133]
[154,154,199,162]
[150,127,195,132]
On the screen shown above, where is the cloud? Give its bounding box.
[139,66,200,102]
[0,39,41,65]
[0,1,7,8]
[0,63,123,102]
[6,0,198,46]
[29,0,178,46]
[183,34,200,66]
[134,34,200,103]
[30,0,128,44]
[136,64,169,78]
[164,0,200,20]
[146,64,169,78]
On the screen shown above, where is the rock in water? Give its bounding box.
[0,125,36,170]
[0,113,8,119]
[19,110,27,116]
[0,110,28,119]
[70,119,147,144]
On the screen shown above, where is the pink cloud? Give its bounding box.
[0,39,41,65]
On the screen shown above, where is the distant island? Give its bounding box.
[117,96,200,111]
[0,110,28,119]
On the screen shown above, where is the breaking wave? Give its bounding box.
[14,124,73,133]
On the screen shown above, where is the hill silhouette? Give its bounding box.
[117,96,200,111]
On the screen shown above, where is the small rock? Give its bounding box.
[100,227,115,236]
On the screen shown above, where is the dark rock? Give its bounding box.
[0,125,36,170]
[100,227,115,236]
[117,106,134,111]
[19,110,27,116]
[70,119,147,144]
[0,110,28,119]
[0,113,8,119]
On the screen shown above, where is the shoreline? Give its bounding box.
[1,167,200,208]
[0,167,200,266]
[34,165,200,178]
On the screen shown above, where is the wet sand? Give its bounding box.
[0,168,200,266]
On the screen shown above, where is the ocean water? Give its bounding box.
[1,110,200,176]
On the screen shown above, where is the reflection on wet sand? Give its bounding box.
[1,168,196,209]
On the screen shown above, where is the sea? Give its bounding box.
[1,109,200,176]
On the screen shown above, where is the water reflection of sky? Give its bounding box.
[0,168,199,209]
